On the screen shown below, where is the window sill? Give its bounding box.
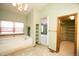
[0,33,24,36]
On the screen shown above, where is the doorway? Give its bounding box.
[27,26,30,36]
[40,17,47,45]
[56,13,77,55]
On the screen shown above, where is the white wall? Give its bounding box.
[26,9,40,45]
[0,10,25,22]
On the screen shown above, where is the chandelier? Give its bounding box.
[12,3,28,11]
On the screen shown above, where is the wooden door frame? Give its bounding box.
[56,13,78,56]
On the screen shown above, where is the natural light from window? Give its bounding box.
[15,22,24,33]
[0,21,24,35]
[1,21,13,34]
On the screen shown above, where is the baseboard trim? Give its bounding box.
[48,48,58,53]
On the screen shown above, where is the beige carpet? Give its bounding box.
[8,41,74,56]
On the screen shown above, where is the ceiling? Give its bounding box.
[0,3,48,15]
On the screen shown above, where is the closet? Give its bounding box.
[60,19,75,42]
[57,13,77,55]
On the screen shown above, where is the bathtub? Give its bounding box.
[0,35,33,56]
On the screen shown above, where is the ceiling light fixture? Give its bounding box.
[69,16,74,20]
[12,3,28,11]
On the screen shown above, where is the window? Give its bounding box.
[1,21,13,34]
[41,25,44,32]
[0,20,24,35]
[15,22,24,33]
[41,24,47,34]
